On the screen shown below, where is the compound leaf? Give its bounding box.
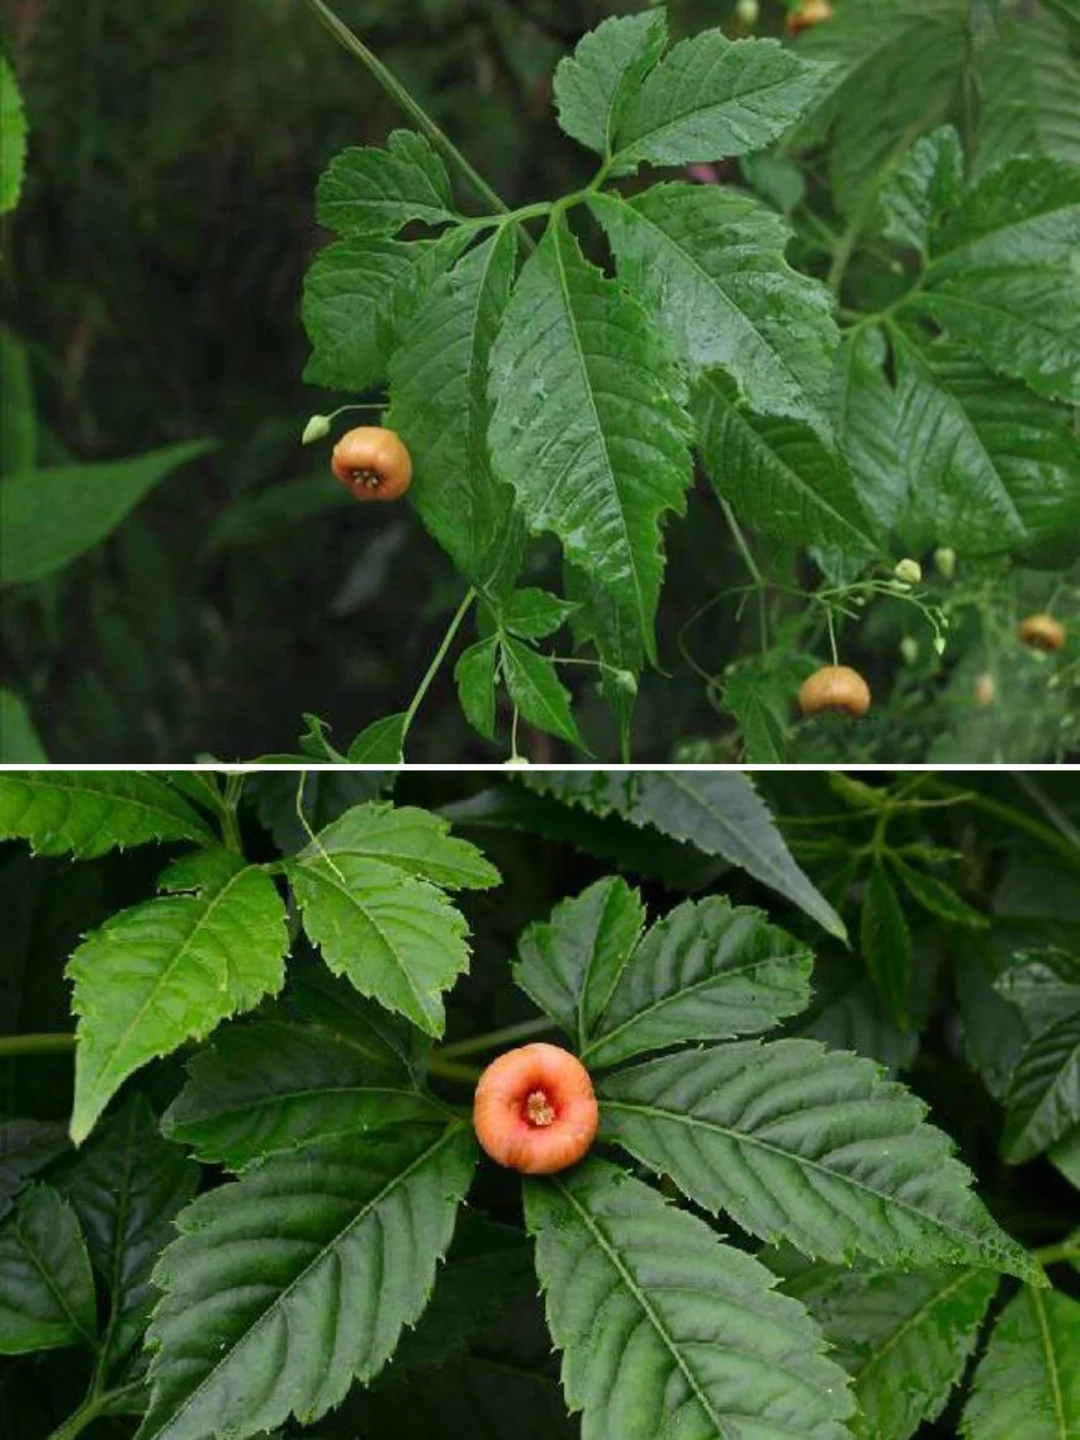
[140,1123,476,1440]
[0,770,213,859]
[525,1158,854,1440]
[315,131,455,236]
[553,11,668,169]
[598,1039,1041,1280]
[68,849,289,1146]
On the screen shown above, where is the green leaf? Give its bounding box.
[140,1123,476,1440]
[0,771,213,858]
[723,665,788,763]
[315,131,455,235]
[789,950,918,1077]
[0,1122,68,1225]
[524,770,847,940]
[68,849,288,1146]
[347,712,407,764]
[880,125,964,255]
[454,638,498,742]
[910,156,1080,402]
[889,854,988,929]
[997,949,1080,1034]
[388,228,524,595]
[288,841,475,1037]
[0,690,46,763]
[832,325,907,539]
[0,1185,96,1355]
[163,1020,440,1171]
[300,801,499,890]
[0,55,27,216]
[500,637,586,751]
[525,1158,854,1440]
[777,1256,999,1440]
[61,1096,198,1360]
[611,31,831,171]
[0,441,213,587]
[488,215,693,668]
[302,232,469,392]
[591,183,838,428]
[888,329,1080,558]
[861,860,913,1026]
[499,588,580,641]
[962,1287,1080,1439]
[694,369,878,560]
[598,1039,1041,1279]
[974,16,1080,179]
[553,11,668,170]
[1003,1010,1080,1164]
[792,0,969,217]
[289,967,424,1081]
[515,879,812,1066]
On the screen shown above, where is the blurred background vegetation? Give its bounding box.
[1,0,1078,762]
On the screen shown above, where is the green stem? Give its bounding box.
[0,1033,75,1058]
[219,774,245,855]
[401,588,476,747]
[305,0,529,245]
[46,1382,144,1440]
[1033,1239,1080,1267]
[437,1017,554,1059]
[426,1054,483,1083]
[926,782,1080,873]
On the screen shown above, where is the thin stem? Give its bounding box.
[426,1054,483,1083]
[305,0,531,248]
[46,1382,144,1440]
[720,499,763,585]
[926,782,1080,873]
[401,588,476,747]
[219,773,245,855]
[437,1017,554,1059]
[1033,1239,1080,1267]
[0,1032,75,1058]
[510,705,522,761]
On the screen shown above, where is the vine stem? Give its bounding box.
[437,1017,554,1059]
[305,0,529,247]
[401,587,476,747]
[0,1032,75,1058]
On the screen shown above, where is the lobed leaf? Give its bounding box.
[598,1039,1041,1279]
[0,1184,96,1355]
[140,1124,476,1440]
[68,848,289,1145]
[488,216,694,669]
[163,1020,442,1170]
[0,770,213,859]
[525,1158,854,1440]
[962,1286,1080,1439]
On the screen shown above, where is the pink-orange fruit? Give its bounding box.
[473,1043,599,1175]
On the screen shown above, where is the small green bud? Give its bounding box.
[933,634,946,656]
[504,757,530,767]
[900,636,919,664]
[735,0,759,24]
[610,668,638,697]
[301,413,332,445]
[894,557,923,586]
[933,546,957,580]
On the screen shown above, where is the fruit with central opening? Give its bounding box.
[330,426,413,502]
[473,1043,598,1175]
[1017,614,1066,653]
[798,664,872,718]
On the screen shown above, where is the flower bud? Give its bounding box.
[736,0,759,25]
[301,413,332,445]
[900,636,919,664]
[894,558,923,586]
[933,635,946,657]
[933,547,957,580]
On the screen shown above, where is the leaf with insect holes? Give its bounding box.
[288,836,477,1037]
[315,131,455,236]
[525,1159,855,1440]
[774,1252,999,1440]
[388,227,525,596]
[0,1185,97,1355]
[60,1096,198,1361]
[962,1286,1080,1439]
[553,11,668,171]
[163,1020,443,1171]
[515,879,812,1066]
[0,771,213,858]
[488,215,694,670]
[591,183,839,430]
[139,1124,476,1440]
[610,29,832,172]
[67,848,288,1146]
[598,1040,1042,1280]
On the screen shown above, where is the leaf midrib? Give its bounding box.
[4,774,207,849]
[1030,1288,1069,1438]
